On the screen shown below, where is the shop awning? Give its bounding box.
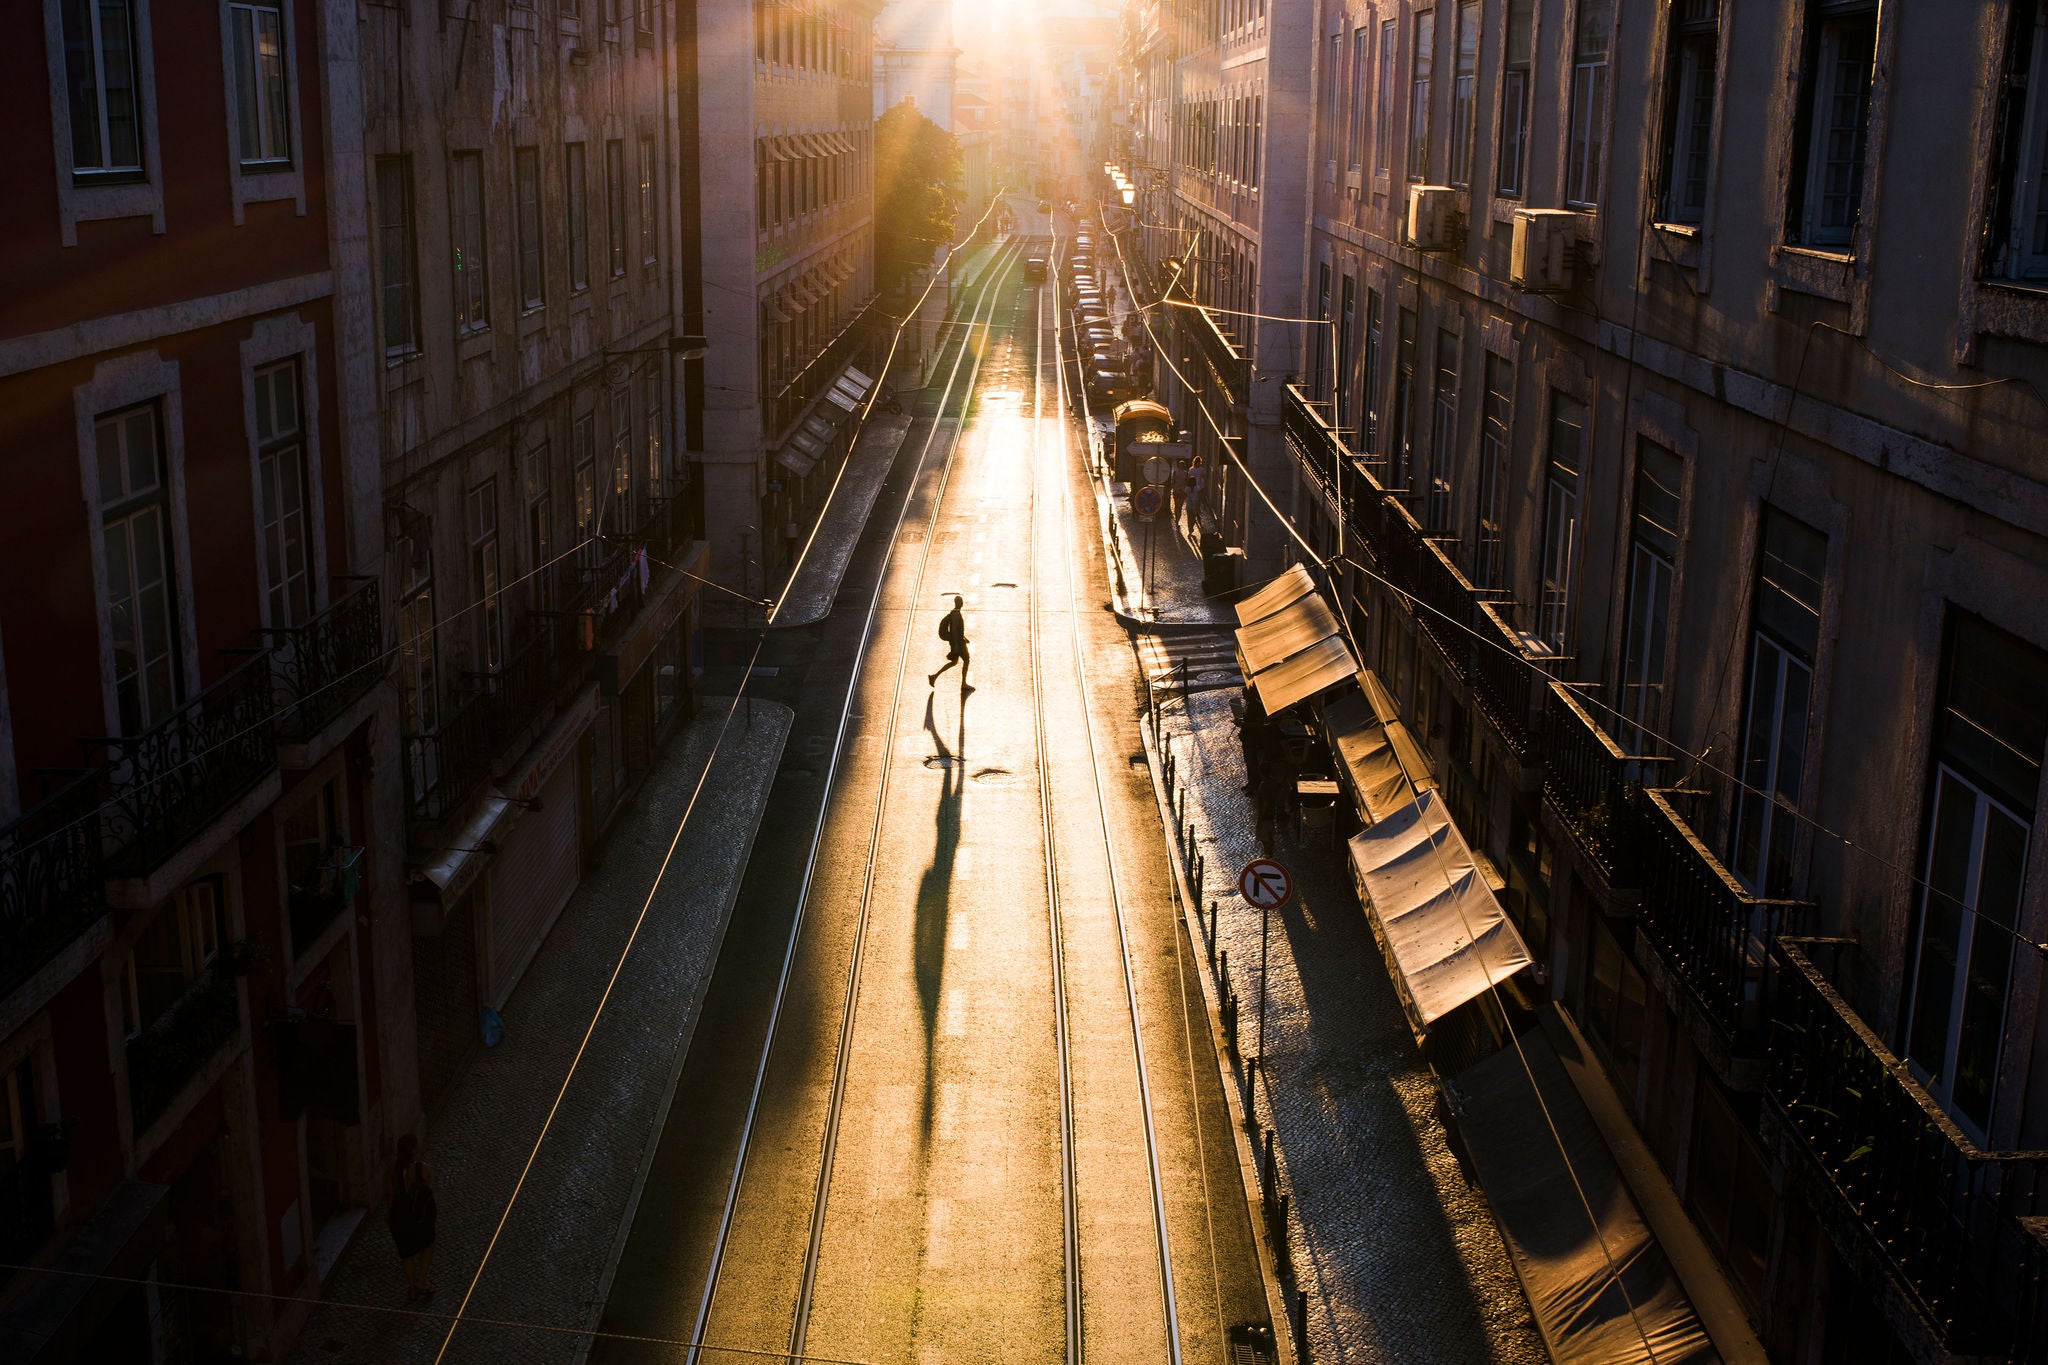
[1247,634,1356,714]
[1449,1015,1724,1365]
[1321,690,1426,823]
[776,444,819,476]
[1237,591,1341,676]
[1235,562,1318,627]
[1345,788,1531,1027]
[421,794,514,900]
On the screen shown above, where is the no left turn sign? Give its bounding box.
[1238,857,1292,910]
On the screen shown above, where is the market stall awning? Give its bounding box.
[1235,562,1318,627]
[1449,1016,1723,1365]
[1346,789,1531,1027]
[1237,591,1341,676]
[1247,633,1357,714]
[1321,689,1428,823]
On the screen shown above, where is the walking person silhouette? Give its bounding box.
[929,596,973,693]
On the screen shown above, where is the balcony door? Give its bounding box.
[1904,612,2046,1138]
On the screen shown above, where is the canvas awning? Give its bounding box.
[1346,789,1531,1028]
[1235,562,1318,627]
[1247,633,1356,714]
[1321,689,1427,823]
[1236,592,1341,676]
[1449,1015,1725,1364]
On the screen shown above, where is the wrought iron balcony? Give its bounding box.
[0,774,107,1001]
[126,961,242,1131]
[765,297,880,440]
[85,651,279,879]
[1469,601,1546,761]
[263,576,383,745]
[288,845,361,959]
[1769,938,2048,1355]
[1636,787,1810,1050]
[1412,536,1477,684]
[1180,304,1249,407]
[405,626,558,825]
[1541,681,1668,886]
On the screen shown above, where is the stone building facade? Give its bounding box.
[1257,0,2048,1359]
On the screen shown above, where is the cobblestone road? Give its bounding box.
[288,699,791,1365]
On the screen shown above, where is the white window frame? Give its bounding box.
[1449,0,1478,190]
[240,314,329,629]
[1992,5,2048,282]
[1495,0,1533,199]
[1657,1,1721,227]
[216,0,307,224]
[1731,631,1813,894]
[451,151,490,336]
[1794,8,1878,250]
[74,352,200,739]
[42,0,165,244]
[1564,0,1613,209]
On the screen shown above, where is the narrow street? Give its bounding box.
[595,248,1271,1363]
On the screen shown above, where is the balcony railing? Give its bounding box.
[85,651,279,879]
[405,626,558,825]
[1770,938,2048,1354]
[288,844,361,959]
[1469,601,1545,760]
[126,962,242,1131]
[1636,787,1810,1049]
[765,297,880,440]
[0,773,107,1001]
[1412,536,1477,683]
[263,576,383,744]
[1541,680,1668,886]
[1181,304,1249,407]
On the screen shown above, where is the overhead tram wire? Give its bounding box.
[683,236,1022,1365]
[1094,207,1670,1361]
[1099,214,2048,959]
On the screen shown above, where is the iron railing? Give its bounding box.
[1412,537,1476,683]
[1540,680,1668,887]
[263,576,383,744]
[1469,600,1543,760]
[1636,787,1809,1049]
[1770,938,2048,1354]
[86,651,278,878]
[764,296,880,440]
[1182,303,1249,407]
[404,627,557,825]
[126,963,242,1131]
[0,773,107,1001]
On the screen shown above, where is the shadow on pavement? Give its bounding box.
[916,690,967,1141]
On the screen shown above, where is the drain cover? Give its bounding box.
[922,755,963,770]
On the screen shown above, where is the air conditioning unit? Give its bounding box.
[1511,209,1579,293]
[1406,185,1461,252]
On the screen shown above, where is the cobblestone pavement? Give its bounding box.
[770,412,913,628]
[288,699,792,1365]
[1094,464,1546,1361]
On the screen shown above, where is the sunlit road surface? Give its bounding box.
[594,255,1269,1364]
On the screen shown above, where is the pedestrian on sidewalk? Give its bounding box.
[1184,455,1207,536]
[387,1133,437,1303]
[929,595,973,693]
[1170,455,1190,522]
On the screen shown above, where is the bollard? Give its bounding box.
[1275,1193,1292,1277]
[1208,900,1219,959]
[1195,850,1205,900]
[1262,1127,1276,1194]
[1294,1288,1310,1362]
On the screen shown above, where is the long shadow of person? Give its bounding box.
[915,689,966,1142]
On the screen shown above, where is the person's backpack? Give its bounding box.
[938,614,954,644]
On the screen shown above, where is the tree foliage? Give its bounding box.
[873,101,962,295]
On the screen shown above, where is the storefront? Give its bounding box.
[588,540,708,842]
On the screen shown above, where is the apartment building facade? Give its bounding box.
[0,2,400,1358]
[1272,0,2048,1359]
[357,0,710,1123]
[699,0,880,601]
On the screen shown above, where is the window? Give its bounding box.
[1408,9,1434,181]
[282,774,345,955]
[467,481,501,670]
[1376,20,1399,175]
[1985,0,2048,281]
[524,443,553,611]
[1426,329,1458,533]
[0,1056,55,1277]
[1391,307,1417,486]
[1474,353,1512,591]
[606,140,627,277]
[1730,507,1826,896]
[515,146,544,310]
[1657,0,1720,225]
[1618,442,1683,752]
[1537,395,1584,653]
[1312,264,1331,398]
[1323,34,1343,174]
[639,137,658,264]
[1362,289,1384,451]
[1497,0,1533,196]
[397,530,435,747]
[1565,0,1612,207]
[1449,0,1478,188]
[62,0,145,176]
[1786,0,1877,249]
[573,412,598,562]
[253,360,312,627]
[566,142,590,293]
[610,386,633,521]
[1904,612,2046,1137]
[1585,917,1647,1096]
[1336,277,1356,437]
[451,151,488,334]
[643,369,663,489]
[97,403,182,734]
[121,881,223,1038]
[375,156,419,356]
[229,1,291,166]
[1348,27,1368,173]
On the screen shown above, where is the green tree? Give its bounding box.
[874,101,962,296]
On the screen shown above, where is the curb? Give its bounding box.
[573,699,795,1365]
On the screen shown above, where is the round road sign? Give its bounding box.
[1238,857,1292,910]
[1143,453,1174,485]
[1133,484,1166,519]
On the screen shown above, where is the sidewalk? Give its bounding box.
[289,698,792,1365]
[770,411,913,628]
[1084,458,1546,1361]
